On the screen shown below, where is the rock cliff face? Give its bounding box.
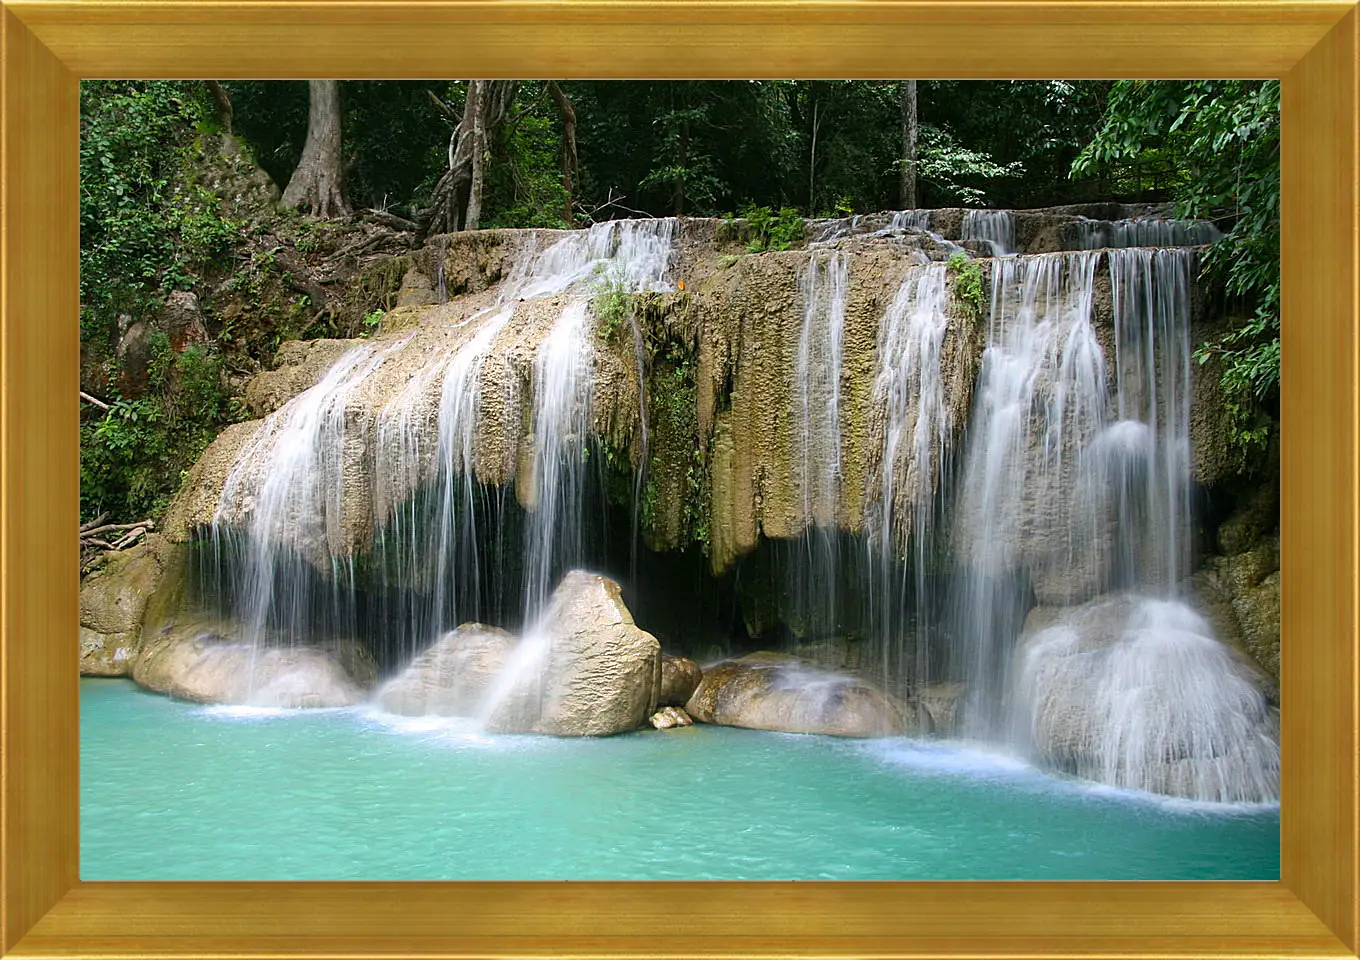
[164,208,1230,581]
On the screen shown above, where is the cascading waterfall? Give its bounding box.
[522,298,594,619]
[790,250,849,638]
[947,251,1106,734]
[864,262,952,709]
[1077,217,1221,250]
[205,218,677,689]
[211,336,412,699]
[188,204,1276,802]
[962,210,1015,256]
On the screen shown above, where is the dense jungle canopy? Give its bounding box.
[78,79,1279,527]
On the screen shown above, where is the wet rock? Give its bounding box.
[375,623,517,717]
[161,420,266,541]
[79,539,166,636]
[649,705,693,729]
[245,338,365,417]
[917,681,967,736]
[658,654,702,706]
[482,571,662,737]
[79,536,182,675]
[685,652,907,737]
[80,626,139,677]
[133,619,377,708]
[1013,594,1279,802]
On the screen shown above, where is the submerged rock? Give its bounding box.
[375,623,517,717]
[1013,595,1279,802]
[685,653,907,737]
[649,705,693,729]
[133,620,378,708]
[658,654,702,706]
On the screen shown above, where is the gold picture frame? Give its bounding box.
[2,2,1357,956]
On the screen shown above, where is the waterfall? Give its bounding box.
[789,250,849,638]
[962,210,1015,256]
[948,252,1105,734]
[522,299,594,619]
[1100,247,1195,589]
[205,218,676,672]
[1077,217,1221,250]
[1012,597,1279,802]
[864,262,952,707]
[212,336,411,689]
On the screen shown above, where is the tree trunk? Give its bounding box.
[465,81,487,231]
[281,80,350,218]
[425,80,520,236]
[899,80,918,209]
[205,81,233,135]
[547,81,578,224]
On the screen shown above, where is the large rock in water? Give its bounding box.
[375,623,517,717]
[490,571,662,736]
[133,620,377,708]
[685,653,907,737]
[1013,595,1279,802]
[658,654,702,706]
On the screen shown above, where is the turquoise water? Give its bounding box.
[81,678,1279,880]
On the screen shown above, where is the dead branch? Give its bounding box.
[80,391,110,410]
[363,208,419,233]
[80,520,154,539]
[80,512,110,534]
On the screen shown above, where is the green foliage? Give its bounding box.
[362,310,386,334]
[1074,80,1280,454]
[80,81,242,347]
[81,340,229,522]
[739,205,805,253]
[80,81,246,523]
[590,268,643,344]
[946,252,986,321]
[915,126,1023,206]
[483,97,574,230]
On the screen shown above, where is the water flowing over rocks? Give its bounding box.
[1012,596,1279,803]
[137,205,1279,800]
[685,653,909,737]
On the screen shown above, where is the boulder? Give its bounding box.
[486,570,661,736]
[917,681,967,736]
[649,706,694,730]
[685,652,907,737]
[375,623,517,717]
[80,626,139,677]
[1012,594,1279,802]
[79,539,166,636]
[133,619,377,708]
[658,654,702,706]
[79,536,179,675]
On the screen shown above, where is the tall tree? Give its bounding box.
[547,82,578,223]
[425,80,520,234]
[898,80,918,208]
[281,80,350,218]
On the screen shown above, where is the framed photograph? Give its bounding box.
[3,2,1357,958]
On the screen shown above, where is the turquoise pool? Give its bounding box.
[80,678,1279,880]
